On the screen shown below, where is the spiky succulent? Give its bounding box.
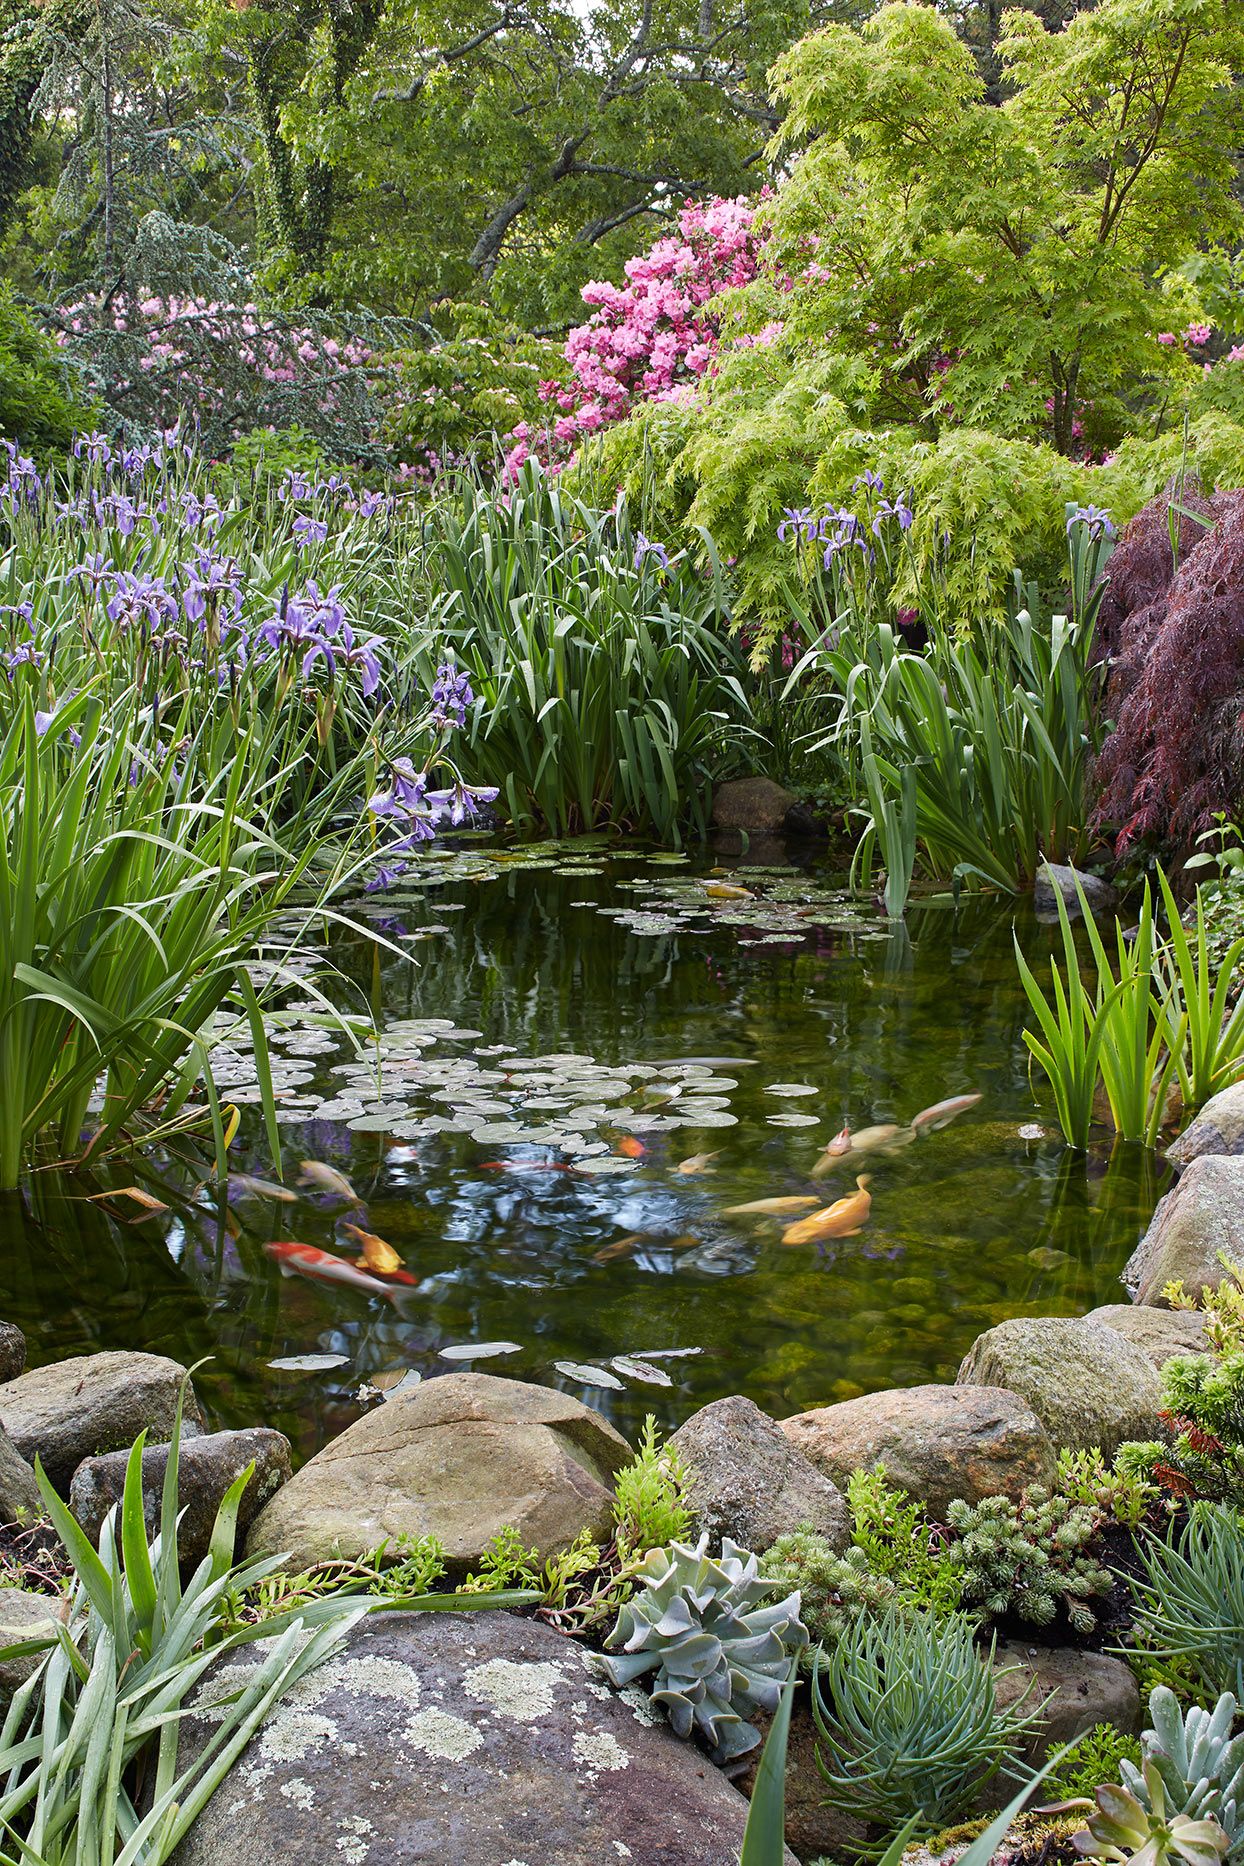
[597,1534,808,1764]
[946,1488,1113,1633]
[1078,1761,1229,1866]
[760,1529,897,1663]
[1117,1689,1244,1863]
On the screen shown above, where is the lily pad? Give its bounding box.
[268,1353,350,1373]
[439,1341,523,1361]
[610,1356,674,1386]
[553,1361,625,1389]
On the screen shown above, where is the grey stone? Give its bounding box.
[169,1609,794,1866]
[1123,1155,1244,1307]
[1086,1303,1209,1370]
[1168,1082,1244,1169]
[69,1429,291,1565]
[990,1639,1142,1767]
[670,1394,851,1555]
[0,1587,67,1708]
[1034,862,1118,917]
[0,1427,41,1522]
[0,1325,25,1385]
[0,1352,202,1493]
[780,1384,1056,1520]
[711,777,802,837]
[247,1372,631,1574]
[957,1316,1163,1458]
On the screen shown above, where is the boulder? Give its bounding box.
[246,1373,631,1574]
[1085,1303,1209,1370]
[780,1385,1056,1520]
[1033,863,1118,918]
[69,1428,291,1564]
[1123,1155,1244,1307]
[1167,1083,1244,1169]
[0,1324,25,1385]
[990,1640,1142,1768]
[711,777,803,838]
[0,1587,67,1708]
[169,1609,793,1866]
[0,1426,41,1522]
[669,1395,851,1555]
[956,1317,1163,1458]
[0,1352,202,1492]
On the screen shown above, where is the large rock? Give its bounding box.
[69,1428,291,1565]
[1085,1303,1209,1370]
[1034,863,1117,918]
[780,1385,1056,1520]
[0,1324,25,1385]
[0,1587,67,1708]
[956,1317,1163,1458]
[990,1640,1142,1768]
[170,1610,793,1866]
[247,1373,631,1574]
[0,1352,202,1492]
[670,1395,850,1555]
[1168,1083,1244,1169]
[0,1426,41,1521]
[711,777,802,837]
[1124,1155,1244,1307]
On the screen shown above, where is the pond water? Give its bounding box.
[0,837,1169,1463]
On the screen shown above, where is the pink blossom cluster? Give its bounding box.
[505,195,764,476]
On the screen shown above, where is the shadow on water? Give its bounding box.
[0,843,1171,1461]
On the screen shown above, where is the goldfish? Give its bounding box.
[615,1136,647,1159]
[297,1161,360,1202]
[722,1196,821,1216]
[676,1151,720,1175]
[811,1122,914,1177]
[909,1092,983,1135]
[702,882,755,901]
[227,1173,297,1204]
[340,1224,420,1285]
[781,1176,872,1246]
[826,1125,853,1156]
[477,1160,578,1175]
[593,1234,642,1264]
[264,1240,403,1301]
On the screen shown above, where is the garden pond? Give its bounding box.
[0,837,1170,1461]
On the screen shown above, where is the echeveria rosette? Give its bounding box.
[597,1534,807,1766]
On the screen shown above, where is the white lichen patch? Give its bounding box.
[335,1815,374,1865]
[462,1658,565,1723]
[280,1779,316,1811]
[618,1684,663,1727]
[614,1846,633,1859]
[257,1708,337,1764]
[571,1730,631,1778]
[404,1707,485,1762]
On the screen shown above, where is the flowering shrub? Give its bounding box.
[505,197,763,476]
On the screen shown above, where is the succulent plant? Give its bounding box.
[1077,1761,1229,1866]
[760,1529,897,1660]
[946,1488,1113,1633]
[1118,1689,1244,1863]
[598,1534,808,1764]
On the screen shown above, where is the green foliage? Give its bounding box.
[1045,1722,1143,1804]
[613,1416,692,1563]
[945,1488,1113,1634]
[1144,1354,1244,1505]
[1111,1687,1244,1864]
[1127,1503,1244,1700]
[811,1606,1039,1830]
[1165,1258,1244,1359]
[221,424,336,491]
[1083,1763,1231,1866]
[382,304,559,468]
[0,287,93,454]
[406,465,753,843]
[845,1466,965,1615]
[759,1530,898,1660]
[599,1534,809,1765]
[1057,1448,1157,1532]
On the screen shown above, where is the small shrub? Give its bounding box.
[846,1466,965,1614]
[613,1415,693,1561]
[1121,1352,1244,1505]
[759,1529,897,1661]
[0,287,93,454]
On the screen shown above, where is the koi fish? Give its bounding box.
[227,1173,298,1204]
[781,1176,872,1246]
[676,1151,720,1175]
[477,1160,578,1175]
[826,1124,853,1156]
[909,1092,983,1135]
[297,1160,360,1202]
[340,1223,420,1285]
[264,1240,402,1301]
[811,1122,914,1176]
[702,882,755,900]
[722,1196,821,1216]
[616,1136,647,1159]
[593,1234,643,1264]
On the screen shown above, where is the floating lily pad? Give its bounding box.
[553,1361,625,1389]
[765,1083,818,1097]
[439,1341,523,1361]
[610,1356,673,1386]
[767,1112,821,1127]
[268,1353,350,1372]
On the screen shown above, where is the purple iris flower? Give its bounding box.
[364,862,408,892]
[853,470,886,494]
[777,507,816,543]
[1067,503,1116,541]
[106,570,179,630]
[633,532,669,571]
[292,515,328,550]
[431,662,473,730]
[70,553,114,589]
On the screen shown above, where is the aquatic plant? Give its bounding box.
[845,1466,965,1614]
[759,1529,897,1657]
[1126,1503,1244,1699]
[598,1534,808,1765]
[405,464,752,844]
[811,1606,1039,1829]
[0,1381,535,1864]
[946,1489,1113,1634]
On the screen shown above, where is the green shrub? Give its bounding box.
[759,1529,898,1660]
[0,286,93,454]
[613,1415,693,1561]
[845,1466,965,1614]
